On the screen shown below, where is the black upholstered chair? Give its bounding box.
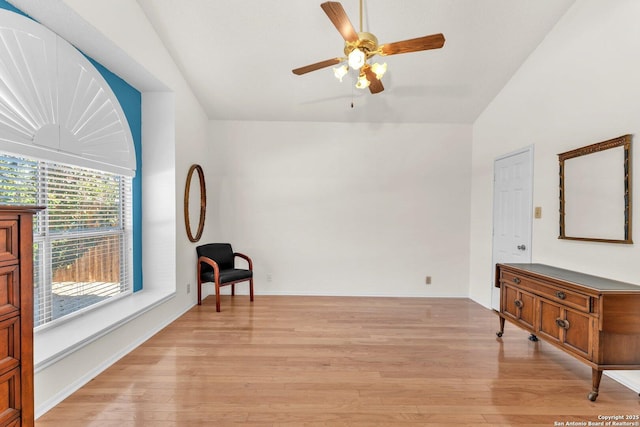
[196,243,254,312]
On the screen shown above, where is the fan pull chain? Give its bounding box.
[359,0,363,32]
[351,76,355,108]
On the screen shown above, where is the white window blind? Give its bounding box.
[0,152,133,329]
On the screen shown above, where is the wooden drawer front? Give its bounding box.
[502,271,591,313]
[538,298,593,360]
[502,284,518,319]
[0,221,18,266]
[502,283,536,330]
[564,309,593,359]
[0,267,19,320]
[0,317,19,377]
[0,367,20,426]
[538,299,562,343]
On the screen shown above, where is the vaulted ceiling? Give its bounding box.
[9,0,578,124]
[135,0,576,123]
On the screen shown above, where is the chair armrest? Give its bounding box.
[234,252,253,270]
[198,256,220,281]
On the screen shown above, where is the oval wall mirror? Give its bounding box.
[184,164,206,242]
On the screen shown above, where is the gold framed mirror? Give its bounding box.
[184,164,206,242]
[559,134,632,244]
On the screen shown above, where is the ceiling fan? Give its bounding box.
[292,1,445,94]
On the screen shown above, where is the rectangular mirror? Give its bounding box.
[559,134,632,244]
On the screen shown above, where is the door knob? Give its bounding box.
[517,244,526,251]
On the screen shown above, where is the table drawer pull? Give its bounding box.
[555,291,566,300]
[513,277,521,284]
[514,299,523,308]
[555,318,570,329]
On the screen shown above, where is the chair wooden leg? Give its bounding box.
[197,279,202,305]
[250,278,254,302]
[231,284,235,296]
[215,281,221,312]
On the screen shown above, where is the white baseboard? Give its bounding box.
[606,371,640,394]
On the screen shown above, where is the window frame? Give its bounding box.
[0,153,135,329]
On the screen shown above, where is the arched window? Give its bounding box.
[0,9,137,328]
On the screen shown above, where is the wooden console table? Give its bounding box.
[495,263,640,401]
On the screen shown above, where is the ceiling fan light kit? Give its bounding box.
[292,1,445,95]
[333,64,349,81]
[347,47,366,69]
[371,62,387,79]
[356,72,370,89]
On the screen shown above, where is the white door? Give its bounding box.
[491,147,533,310]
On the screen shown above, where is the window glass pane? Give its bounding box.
[0,154,38,205]
[48,235,124,322]
[46,164,123,233]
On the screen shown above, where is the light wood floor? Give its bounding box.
[37,296,640,426]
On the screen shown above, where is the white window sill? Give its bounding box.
[34,288,175,372]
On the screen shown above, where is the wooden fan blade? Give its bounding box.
[363,66,384,94]
[321,2,359,43]
[292,58,342,75]
[380,33,445,56]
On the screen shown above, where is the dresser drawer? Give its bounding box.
[0,367,20,426]
[502,283,536,330]
[538,298,593,360]
[0,220,18,266]
[0,265,20,320]
[501,270,591,313]
[0,316,20,376]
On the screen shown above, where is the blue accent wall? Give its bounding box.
[0,0,144,292]
[87,59,143,292]
[0,0,24,15]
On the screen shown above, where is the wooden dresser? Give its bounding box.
[495,263,640,401]
[0,207,41,426]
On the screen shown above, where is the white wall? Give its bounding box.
[207,121,472,298]
[469,0,640,391]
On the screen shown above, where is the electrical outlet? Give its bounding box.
[266,274,273,283]
[186,283,191,294]
[425,276,432,285]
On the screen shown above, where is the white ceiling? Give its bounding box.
[134,0,575,124]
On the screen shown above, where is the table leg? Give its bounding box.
[588,368,603,401]
[496,316,505,337]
